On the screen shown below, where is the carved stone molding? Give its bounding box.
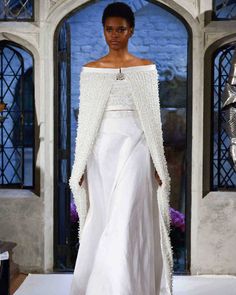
[50,0,59,9]
[0,32,39,49]
[204,32,226,48]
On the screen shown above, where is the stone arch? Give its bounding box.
[0,33,41,119]
[52,0,195,273]
[205,32,236,54]
[0,32,39,61]
[47,0,199,38]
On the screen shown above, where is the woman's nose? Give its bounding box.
[111,30,119,37]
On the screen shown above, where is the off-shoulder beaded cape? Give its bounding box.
[69,64,173,294]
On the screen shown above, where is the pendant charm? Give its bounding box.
[116,68,125,80]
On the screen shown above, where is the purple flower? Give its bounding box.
[169,207,185,232]
[70,201,79,223]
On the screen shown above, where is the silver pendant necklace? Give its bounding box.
[116,68,125,80]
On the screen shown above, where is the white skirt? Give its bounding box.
[69,110,167,295]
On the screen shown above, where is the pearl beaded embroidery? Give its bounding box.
[69,64,173,294]
[106,78,136,111]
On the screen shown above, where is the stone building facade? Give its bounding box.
[0,0,236,276]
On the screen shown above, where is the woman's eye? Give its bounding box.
[118,28,126,32]
[106,28,126,33]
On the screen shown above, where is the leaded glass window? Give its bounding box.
[0,41,34,188]
[213,0,236,20]
[212,43,236,190]
[0,0,34,21]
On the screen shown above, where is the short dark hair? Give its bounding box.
[102,2,135,29]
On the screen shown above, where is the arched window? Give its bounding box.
[0,41,35,188]
[54,1,191,273]
[211,43,236,190]
[203,42,236,194]
[0,0,34,21]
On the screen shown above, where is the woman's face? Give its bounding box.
[103,16,133,49]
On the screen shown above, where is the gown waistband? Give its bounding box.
[103,109,138,118]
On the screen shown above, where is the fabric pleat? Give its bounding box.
[69,110,167,295]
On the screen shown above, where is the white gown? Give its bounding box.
[69,66,167,295]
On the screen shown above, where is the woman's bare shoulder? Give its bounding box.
[83,61,101,68]
[139,58,155,65]
[83,57,107,68]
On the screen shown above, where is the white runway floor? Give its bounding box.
[14,274,236,295]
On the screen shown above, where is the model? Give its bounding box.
[69,2,173,294]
